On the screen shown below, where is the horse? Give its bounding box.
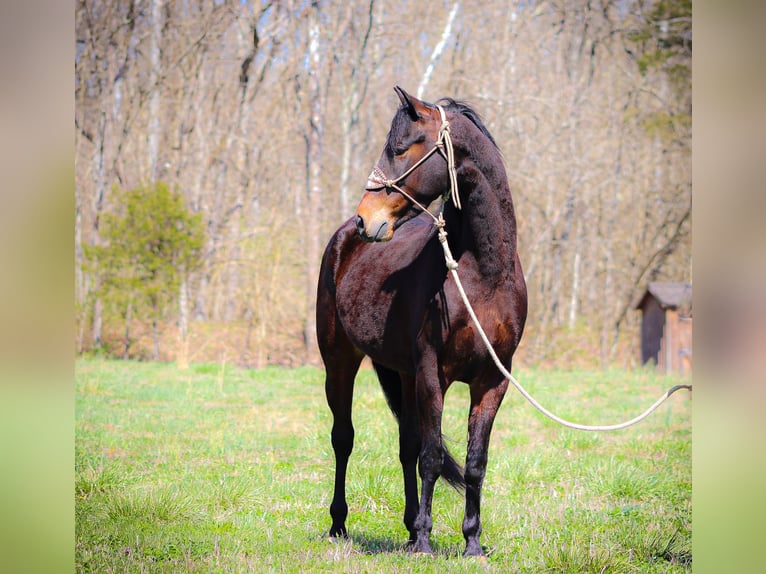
[316,86,527,557]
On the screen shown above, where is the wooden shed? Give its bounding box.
[635,282,692,375]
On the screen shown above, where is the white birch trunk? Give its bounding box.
[148,0,163,181]
[304,5,323,363]
[417,2,459,99]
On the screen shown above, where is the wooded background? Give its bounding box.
[75,0,691,369]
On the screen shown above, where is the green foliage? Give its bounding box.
[630,0,692,143]
[632,0,692,66]
[86,181,205,344]
[93,181,204,303]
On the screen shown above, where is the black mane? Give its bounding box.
[385,96,498,156]
[436,97,498,148]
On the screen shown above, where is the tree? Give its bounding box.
[610,0,692,348]
[632,0,691,121]
[87,181,205,360]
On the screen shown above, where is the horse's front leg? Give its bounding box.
[323,345,363,538]
[462,374,509,556]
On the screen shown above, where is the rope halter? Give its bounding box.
[364,105,461,226]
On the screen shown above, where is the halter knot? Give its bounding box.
[436,216,459,270]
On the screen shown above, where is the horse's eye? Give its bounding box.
[393,134,425,156]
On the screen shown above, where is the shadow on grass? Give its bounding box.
[348,532,408,554]
[338,531,465,558]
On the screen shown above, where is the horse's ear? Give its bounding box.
[394,86,424,121]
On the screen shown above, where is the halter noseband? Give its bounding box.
[364,105,461,224]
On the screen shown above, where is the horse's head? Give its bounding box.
[355,86,451,242]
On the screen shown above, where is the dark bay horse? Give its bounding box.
[316,86,527,556]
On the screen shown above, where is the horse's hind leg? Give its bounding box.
[462,374,509,556]
[410,358,447,554]
[322,336,364,537]
[374,363,420,541]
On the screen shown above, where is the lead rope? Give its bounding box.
[435,221,691,431]
[370,107,691,429]
[429,111,690,431]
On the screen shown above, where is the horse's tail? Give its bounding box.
[373,362,466,492]
[440,442,466,491]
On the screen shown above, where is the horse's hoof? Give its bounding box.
[463,543,486,559]
[328,526,348,539]
[406,540,434,555]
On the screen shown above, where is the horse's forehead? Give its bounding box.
[387,106,437,141]
[388,108,412,136]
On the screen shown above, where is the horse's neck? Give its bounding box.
[452,154,518,284]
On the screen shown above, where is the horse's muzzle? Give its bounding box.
[356,215,389,242]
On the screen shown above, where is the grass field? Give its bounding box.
[75,359,691,573]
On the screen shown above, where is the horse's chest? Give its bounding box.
[334,248,437,364]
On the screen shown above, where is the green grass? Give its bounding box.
[76,359,691,573]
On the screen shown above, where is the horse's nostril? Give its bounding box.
[355,215,365,234]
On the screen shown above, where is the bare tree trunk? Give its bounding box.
[123,298,133,360]
[152,296,160,361]
[304,1,323,364]
[148,0,162,181]
[90,110,107,349]
[568,217,583,330]
[337,1,375,221]
[417,2,459,99]
[496,7,517,112]
[602,98,626,365]
[339,95,355,221]
[93,297,104,350]
[177,270,189,368]
[190,60,212,323]
[75,201,85,353]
